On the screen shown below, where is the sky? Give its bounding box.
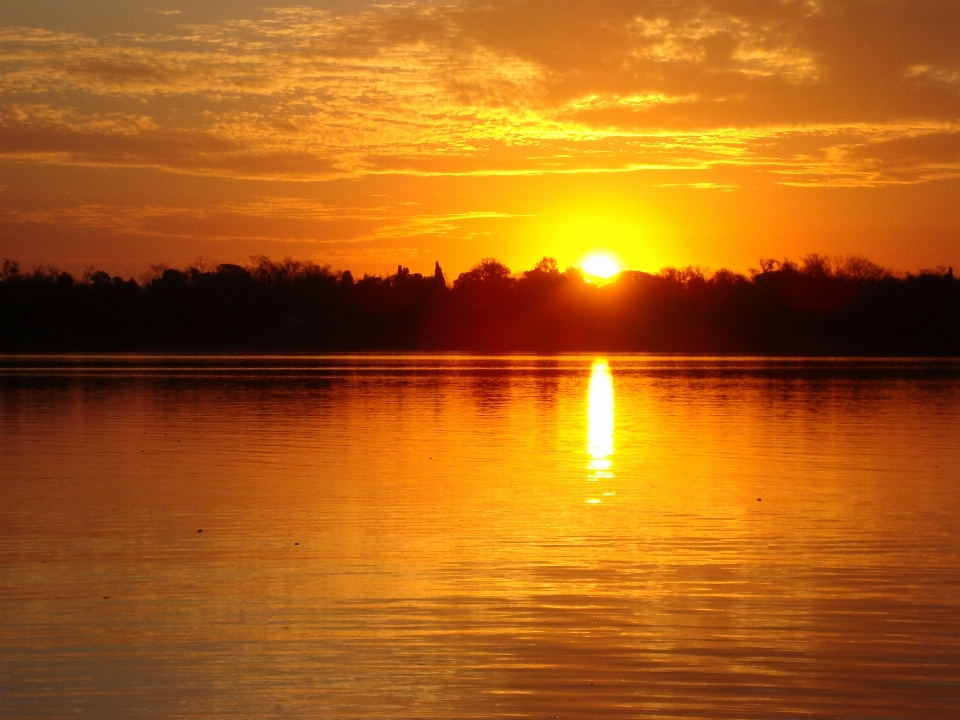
[1,0,959,278]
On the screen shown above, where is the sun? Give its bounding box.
[581,252,622,281]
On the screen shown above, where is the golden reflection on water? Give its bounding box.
[3,356,960,720]
[587,359,614,497]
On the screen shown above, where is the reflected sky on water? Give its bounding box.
[2,355,960,719]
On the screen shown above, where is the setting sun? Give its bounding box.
[581,253,622,281]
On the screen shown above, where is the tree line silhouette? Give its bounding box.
[1,254,957,354]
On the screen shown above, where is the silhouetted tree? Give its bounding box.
[0,254,957,354]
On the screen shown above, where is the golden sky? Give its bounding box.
[1,0,959,276]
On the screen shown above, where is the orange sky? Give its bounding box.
[1,1,959,277]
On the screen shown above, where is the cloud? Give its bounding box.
[0,2,958,186]
[654,182,738,191]
[0,194,530,251]
[907,64,960,86]
[836,131,960,185]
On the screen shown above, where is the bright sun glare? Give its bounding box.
[581,253,621,280]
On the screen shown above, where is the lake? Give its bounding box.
[2,355,960,718]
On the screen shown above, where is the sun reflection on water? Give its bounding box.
[587,359,615,494]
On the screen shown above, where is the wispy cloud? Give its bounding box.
[0,195,530,252]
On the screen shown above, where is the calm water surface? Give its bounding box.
[2,355,960,719]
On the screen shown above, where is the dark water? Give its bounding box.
[2,355,960,719]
